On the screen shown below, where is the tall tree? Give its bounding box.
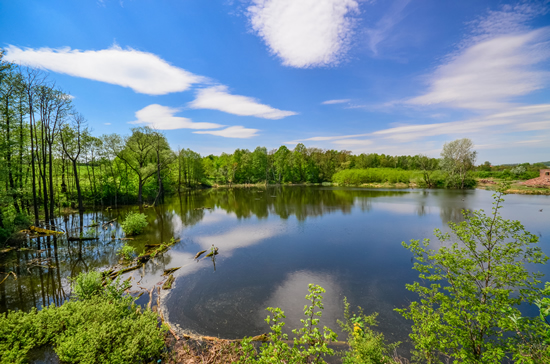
[441,138,477,189]
[60,114,86,211]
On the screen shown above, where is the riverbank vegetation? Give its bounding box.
[0,271,166,364]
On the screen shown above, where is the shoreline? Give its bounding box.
[206,181,550,195]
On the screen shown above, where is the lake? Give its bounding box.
[1,186,549,358]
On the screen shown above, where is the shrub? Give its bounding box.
[397,185,548,363]
[70,270,103,301]
[70,270,130,302]
[117,243,136,261]
[0,271,166,364]
[338,298,402,364]
[120,212,148,236]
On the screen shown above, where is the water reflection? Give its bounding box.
[1,187,549,360]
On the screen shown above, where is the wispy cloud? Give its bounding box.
[188,85,297,119]
[130,104,223,130]
[247,0,359,68]
[193,125,260,138]
[407,5,550,110]
[286,103,550,145]
[4,45,203,95]
[366,0,411,56]
[322,99,351,105]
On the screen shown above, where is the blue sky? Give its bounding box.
[1,0,549,164]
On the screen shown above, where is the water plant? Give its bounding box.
[117,243,136,261]
[120,212,148,236]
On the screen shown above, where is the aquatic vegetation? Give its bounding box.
[120,212,148,236]
[0,271,166,364]
[205,244,219,257]
[117,243,136,261]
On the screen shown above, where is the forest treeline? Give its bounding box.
[0,54,547,240]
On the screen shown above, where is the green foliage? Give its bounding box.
[70,270,130,302]
[332,168,414,185]
[117,243,136,260]
[396,185,548,363]
[0,271,165,364]
[0,297,165,364]
[238,284,338,363]
[502,282,550,363]
[70,270,103,301]
[120,211,148,235]
[338,298,401,364]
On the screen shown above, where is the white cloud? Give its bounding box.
[4,45,203,95]
[366,0,411,56]
[286,103,550,145]
[408,29,550,109]
[193,126,260,138]
[322,99,351,105]
[407,3,550,110]
[248,0,359,68]
[130,104,223,130]
[188,85,297,119]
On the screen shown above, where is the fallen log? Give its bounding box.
[163,267,181,276]
[68,237,99,241]
[194,250,207,260]
[108,264,142,279]
[30,226,64,235]
[102,218,117,228]
[162,274,175,289]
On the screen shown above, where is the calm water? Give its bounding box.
[1,187,549,357]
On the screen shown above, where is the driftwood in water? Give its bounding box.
[162,274,175,289]
[145,244,160,249]
[30,226,64,235]
[0,271,17,285]
[107,264,142,280]
[68,237,98,241]
[163,267,181,276]
[205,247,219,257]
[194,250,207,260]
[102,218,116,228]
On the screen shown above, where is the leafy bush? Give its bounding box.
[0,297,165,364]
[0,271,166,364]
[238,284,338,363]
[397,186,548,363]
[117,243,136,260]
[70,270,103,301]
[70,270,130,302]
[338,298,402,364]
[120,212,148,236]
